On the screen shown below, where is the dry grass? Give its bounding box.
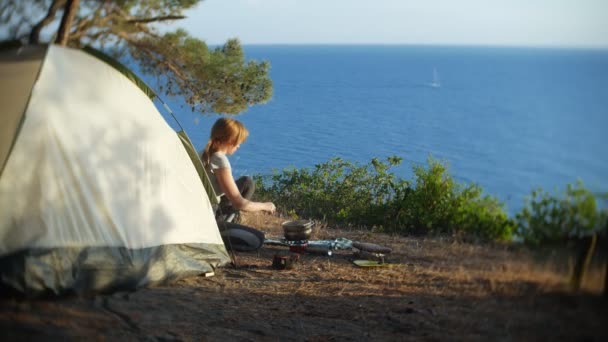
[1,211,607,341]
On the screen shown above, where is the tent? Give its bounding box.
[0,43,230,296]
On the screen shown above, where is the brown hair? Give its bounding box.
[201,118,249,165]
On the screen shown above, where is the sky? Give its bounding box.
[178,0,608,47]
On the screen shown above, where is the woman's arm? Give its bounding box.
[214,168,275,213]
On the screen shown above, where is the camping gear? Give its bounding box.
[352,241,392,264]
[272,251,299,270]
[305,243,333,256]
[352,242,392,254]
[352,260,390,267]
[219,224,265,252]
[264,237,353,256]
[286,240,308,253]
[0,44,230,296]
[282,220,314,252]
[304,237,357,255]
[282,219,314,240]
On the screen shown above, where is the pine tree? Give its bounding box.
[0,0,272,114]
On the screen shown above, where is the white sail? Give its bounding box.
[429,68,441,88]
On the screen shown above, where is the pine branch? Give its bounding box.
[126,15,186,24]
[29,0,67,44]
[114,31,209,108]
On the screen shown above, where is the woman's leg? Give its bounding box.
[235,176,255,200]
[218,176,255,223]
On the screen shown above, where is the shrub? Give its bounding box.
[255,156,409,227]
[255,156,514,241]
[385,157,514,240]
[515,180,608,245]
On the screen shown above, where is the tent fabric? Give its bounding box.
[177,130,219,205]
[82,46,156,100]
[0,244,228,296]
[0,44,47,176]
[0,44,230,296]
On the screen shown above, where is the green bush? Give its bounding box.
[254,156,514,241]
[255,156,409,227]
[515,181,608,245]
[385,158,514,240]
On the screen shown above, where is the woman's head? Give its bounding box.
[202,118,249,163]
[210,117,249,147]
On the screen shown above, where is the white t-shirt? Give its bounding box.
[206,152,231,197]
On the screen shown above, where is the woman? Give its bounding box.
[201,117,276,223]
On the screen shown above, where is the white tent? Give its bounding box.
[0,43,230,296]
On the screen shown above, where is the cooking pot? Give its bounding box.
[282,220,314,241]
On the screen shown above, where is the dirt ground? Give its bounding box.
[1,212,607,341]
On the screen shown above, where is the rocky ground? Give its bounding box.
[1,212,607,341]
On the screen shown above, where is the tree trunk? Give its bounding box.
[55,0,80,46]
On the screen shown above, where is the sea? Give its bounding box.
[152,45,608,216]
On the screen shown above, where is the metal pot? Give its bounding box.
[283,227,313,241]
[282,220,314,241]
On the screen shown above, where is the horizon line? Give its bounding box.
[208,41,608,50]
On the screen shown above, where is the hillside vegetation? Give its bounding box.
[255,156,607,245]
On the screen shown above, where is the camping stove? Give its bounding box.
[284,239,308,253]
[282,220,314,253]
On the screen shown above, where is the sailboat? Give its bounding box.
[429,68,441,88]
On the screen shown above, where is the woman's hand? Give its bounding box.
[215,168,276,214]
[265,202,276,214]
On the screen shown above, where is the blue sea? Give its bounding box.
[157,45,608,216]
